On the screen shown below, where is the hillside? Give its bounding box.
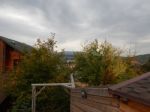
[64,51,150,64]
[135,54,150,64]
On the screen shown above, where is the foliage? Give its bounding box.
[6,37,70,112]
[74,40,140,86]
[116,56,141,83]
[75,40,125,85]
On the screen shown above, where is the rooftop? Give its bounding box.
[0,36,33,53]
[109,72,150,106]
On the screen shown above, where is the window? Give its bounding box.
[13,59,20,68]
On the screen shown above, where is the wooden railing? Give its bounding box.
[70,88,120,112]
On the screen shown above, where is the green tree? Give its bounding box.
[6,37,70,112]
[116,56,141,83]
[75,40,127,86]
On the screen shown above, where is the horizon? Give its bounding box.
[0,0,150,55]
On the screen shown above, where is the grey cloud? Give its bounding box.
[0,0,150,54]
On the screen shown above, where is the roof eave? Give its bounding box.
[109,89,150,106]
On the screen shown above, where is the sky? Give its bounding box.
[0,0,150,54]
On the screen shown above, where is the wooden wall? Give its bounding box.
[70,88,120,112]
[5,45,22,71]
[0,40,6,72]
[119,101,150,112]
[0,39,22,72]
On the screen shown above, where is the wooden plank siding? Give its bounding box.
[70,88,120,112]
[119,101,150,112]
[0,40,6,72]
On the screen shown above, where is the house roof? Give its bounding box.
[109,72,150,106]
[0,36,33,53]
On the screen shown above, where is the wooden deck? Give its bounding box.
[70,88,120,112]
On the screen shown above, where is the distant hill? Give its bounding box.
[64,51,81,62]
[135,54,150,64]
[64,51,75,61]
[64,51,150,64]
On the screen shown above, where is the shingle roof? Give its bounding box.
[0,36,33,53]
[109,72,150,106]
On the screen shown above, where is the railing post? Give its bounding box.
[32,86,36,112]
[70,74,75,88]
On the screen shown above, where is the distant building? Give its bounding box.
[0,36,32,72]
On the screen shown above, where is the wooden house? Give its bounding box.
[0,36,32,72]
[0,36,32,111]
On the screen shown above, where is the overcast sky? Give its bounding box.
[0,0,150,54]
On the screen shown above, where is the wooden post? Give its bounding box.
[70,74,75,88]
[32,86,36,112]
